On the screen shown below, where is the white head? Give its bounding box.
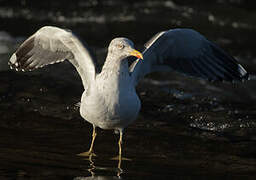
[107,37,143,60]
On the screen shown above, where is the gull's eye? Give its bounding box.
[116,43,124,50]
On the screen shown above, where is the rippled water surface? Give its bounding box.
[0,1,256,179]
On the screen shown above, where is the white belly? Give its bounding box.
[80,88,141,130]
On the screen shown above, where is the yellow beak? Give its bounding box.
[130,49,143,60]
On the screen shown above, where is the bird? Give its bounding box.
[9,26,250,160]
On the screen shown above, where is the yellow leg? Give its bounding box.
[111,129,124,160]
[118,129,123,158]
[117,129,123,175]
[111,129,130,160]
[111,129,131,176]
[89,125,97,154]
[77,125,97,157]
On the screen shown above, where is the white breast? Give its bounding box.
[80,73,141,130]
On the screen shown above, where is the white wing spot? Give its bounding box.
[9,53,17,64]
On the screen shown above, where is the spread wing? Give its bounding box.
[9,26,97,88]
[130,28,249,85]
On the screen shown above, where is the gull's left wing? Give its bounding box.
[130,28,249,86]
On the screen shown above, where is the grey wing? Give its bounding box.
[130,28,249,85]
[9,26,96,88]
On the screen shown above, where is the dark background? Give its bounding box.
[0,0,256,179]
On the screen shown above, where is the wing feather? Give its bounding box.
[131,28,249,85]
[9,26,96,88]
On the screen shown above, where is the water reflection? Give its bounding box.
[76,153,124,180]
[74,176,121,180]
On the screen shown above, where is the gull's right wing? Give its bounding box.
[9,26,97,88]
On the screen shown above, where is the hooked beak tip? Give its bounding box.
[130,49,143,60]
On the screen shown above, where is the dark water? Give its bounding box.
[0,1,256,179]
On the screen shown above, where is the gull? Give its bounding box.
[9,26,250,159]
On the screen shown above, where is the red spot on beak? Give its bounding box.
[130,49,143,60]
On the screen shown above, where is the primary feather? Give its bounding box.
[130,28,248,85]
[9,26,97,88]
